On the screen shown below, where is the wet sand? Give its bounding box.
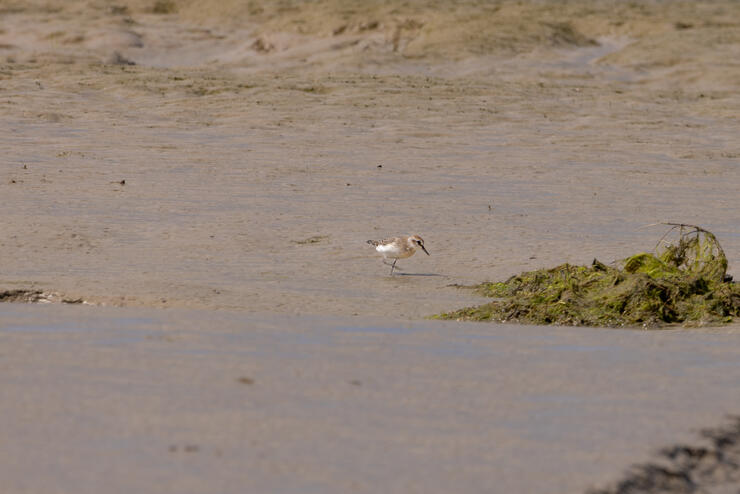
[1,1,740,492]
[2,304,740,494]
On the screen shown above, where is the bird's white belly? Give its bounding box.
[376,244,415,259]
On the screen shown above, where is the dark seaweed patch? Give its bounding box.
[437,225,740,328]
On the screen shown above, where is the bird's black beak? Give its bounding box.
[421,244,430,256]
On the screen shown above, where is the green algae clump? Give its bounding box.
[438,224,740,328]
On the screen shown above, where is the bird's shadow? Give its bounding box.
[392,272,445,277]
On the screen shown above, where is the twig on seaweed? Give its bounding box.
[653,223,683,253]
[637,222,665,230]
[654,223,726,259]
[660,222,709,231]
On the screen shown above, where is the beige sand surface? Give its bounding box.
[1,304,740,494]
[1,2,740,492]
[1,0,739,317]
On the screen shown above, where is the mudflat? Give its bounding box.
[2,304,740,494]
[1,0,738,317]
[1,1,740,492]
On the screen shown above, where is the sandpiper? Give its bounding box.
[367,235,430,275]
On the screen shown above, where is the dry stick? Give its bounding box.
[653,223,683,253]
[653,222,718,252]
[652,223,727,275]
[660,222,726,259]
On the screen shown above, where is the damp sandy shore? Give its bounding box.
[2,304,740,494]
[1,1,740,492]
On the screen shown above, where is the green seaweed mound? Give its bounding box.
[438,225,740,328]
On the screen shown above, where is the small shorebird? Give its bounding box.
[367,234,430,275]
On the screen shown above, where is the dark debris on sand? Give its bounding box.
[438,225,740,328]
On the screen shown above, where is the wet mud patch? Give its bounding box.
[291,235,330,245]
[437,225,740,328]
[0,289,86,305]
[588,415,740,494]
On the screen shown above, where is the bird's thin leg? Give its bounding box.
[382,258,402,272]
[390,259,397,275]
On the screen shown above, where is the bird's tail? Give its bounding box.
[366,240,380,247]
